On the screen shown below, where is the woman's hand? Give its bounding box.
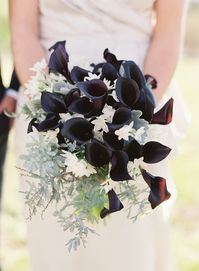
[144,0,188,104]
[0,95,16,114]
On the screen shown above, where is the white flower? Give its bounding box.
[91,105,115,133]
[84,72,101,81]
[103,78,115,90]
[59,113,84,123]
[102,105,115,122]
[114,122,135,141]
[91,117,108,133]
[30,59,47,73]
[110,90,119,102]
[62,151,96,178]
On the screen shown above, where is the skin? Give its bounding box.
[144,0,188,103]
[10,0,187,103]
[0,95,16,114]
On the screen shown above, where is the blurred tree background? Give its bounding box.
[0,1,199,271]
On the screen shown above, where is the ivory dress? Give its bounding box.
[16,0,189,270]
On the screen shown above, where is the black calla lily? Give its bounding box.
[77,79,108,114]
[41,91,67,113]
[48,41,71,81]
[151,98,174,125]
[141,169,171,209]
[37,114,60,132]
[85,139,111,167]
[133,90,155,121]
[27,118,38,133]
[61,117,93,144]
[103,132,124,151]
[124,140,143,161]
[115,77,140,108]
[122,61,146,89]
[110,151,132,182]
[101,63,118,84]
[70,66,89,83]
[107,107,132,131]
[103,48,123,72]
[125,140,171,164]
[143,141,171,164]
[64,88,80,107]
[100,189,124,219]
[68,97,94,117]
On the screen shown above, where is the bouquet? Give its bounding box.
[21,41,173,251]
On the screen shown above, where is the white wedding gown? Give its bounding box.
[15,0,189,270]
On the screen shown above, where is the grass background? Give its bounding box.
[0,1,199,270]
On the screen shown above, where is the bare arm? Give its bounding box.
[144,0,188,103]
[9,0,46,85]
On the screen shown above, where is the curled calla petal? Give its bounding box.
[110,151,132,181]
[68,97,94,117]
[37,114,60,132]
[61,117,93,144]
[107,107,132,131]
[27,118,38,133]
[85,139,111,167]
[124,140,143,161]
[41,91,67,113]
[103,132,124,151]
[141,169,171,209]
[151,98,174,125]
[77,79,108,114]
[100,189,124,219]
[90,62,104,75]
[143,141,171,164]
[48,41,71,81]
[77,79,108,100]
[101,63,118,84]
[133,91,155,121]
[103,48,123,71]
[122,61,146,89]
[70,66,89,83]
[145,74,158,90]
[64,88,80,107]
[115,77,140,108]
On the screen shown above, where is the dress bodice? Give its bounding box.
[38,0,156,65]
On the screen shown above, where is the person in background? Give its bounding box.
[0,63,19,271]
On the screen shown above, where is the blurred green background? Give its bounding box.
[0,1,199,271]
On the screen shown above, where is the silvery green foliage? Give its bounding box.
[53,178,108,251]
[21,130,109,251]
[118,181,150,222]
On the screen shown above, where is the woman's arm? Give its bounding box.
[144,0,188,103]
[9,0,46,85]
